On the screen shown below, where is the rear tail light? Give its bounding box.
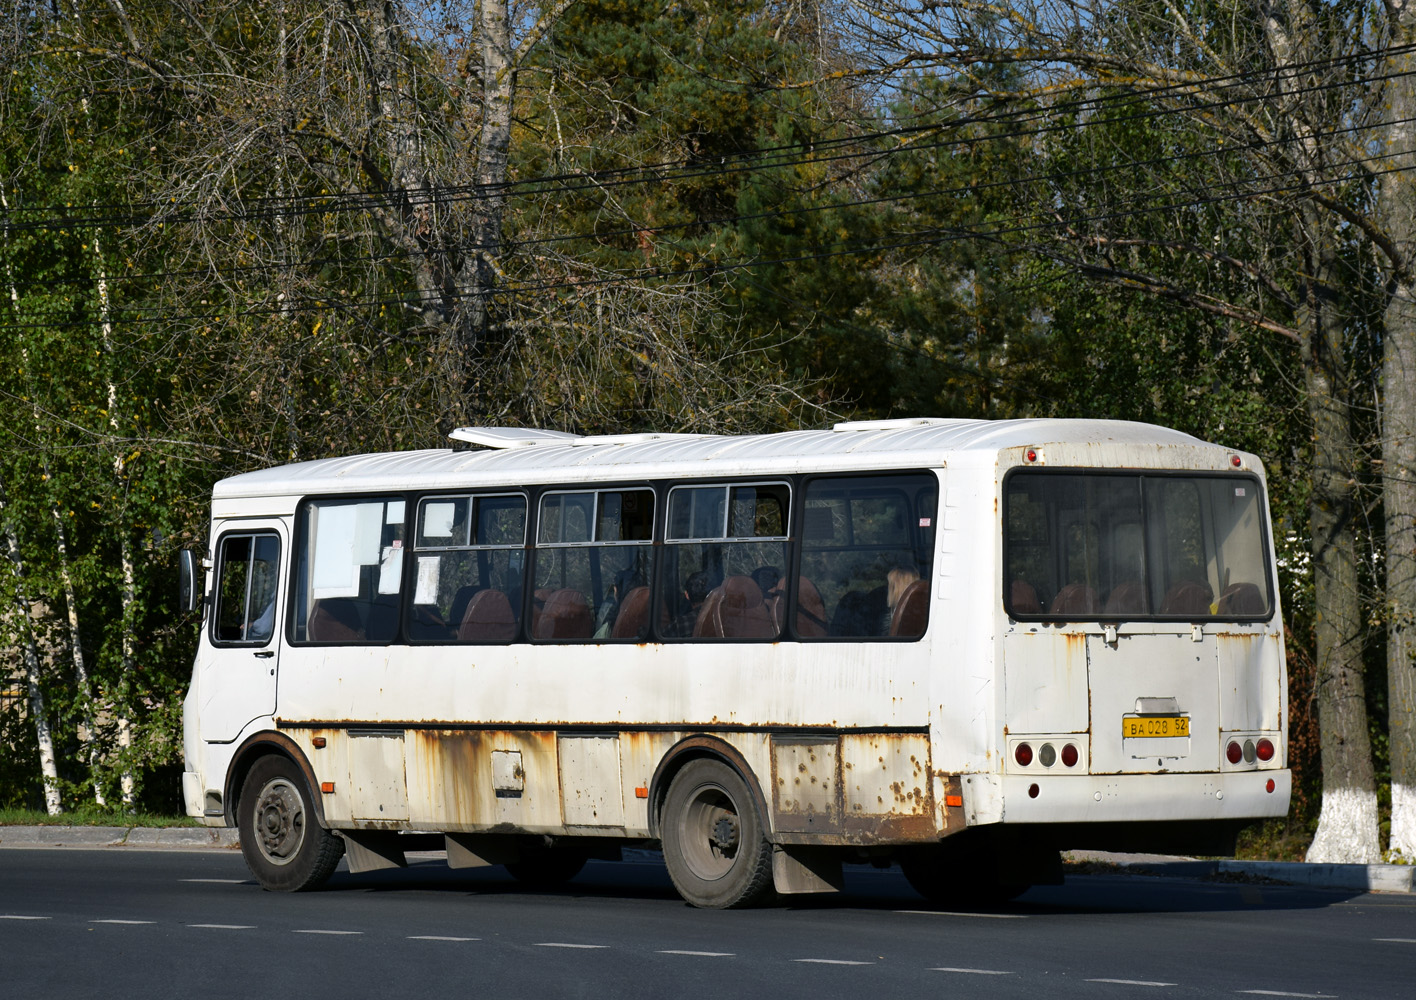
[1242,739,1257,764]
[1015,743,1033,767]
[1061,743,1079,767]
[1039,743,1057,767]
[1226,741,1243,765]
[1256,738,1275,762]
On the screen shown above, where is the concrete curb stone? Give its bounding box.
[1217,859,1415,893]
[0,825,239,850]
[1071,850,1414,893]
[0,826,128,848]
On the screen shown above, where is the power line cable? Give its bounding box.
[5,150,1405,331]
[4,42,1414,234]
[6,97,1411,295]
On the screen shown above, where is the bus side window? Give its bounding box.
[661,483,789,641]
[798,474,936,640]
[533,489,654,642]
[213,532,280,646]
[293,497,406,644]
[408,494,526,643]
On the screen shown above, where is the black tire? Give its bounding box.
[504,843,588,887]
[900,843,1030,906]
[238,755,344,892]
[660,758,774,909]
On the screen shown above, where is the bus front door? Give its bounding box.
[199,520,286,743]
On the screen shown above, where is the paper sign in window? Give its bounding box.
[378,544,404,595]
[414,555,441,605]
[423,502,456,540]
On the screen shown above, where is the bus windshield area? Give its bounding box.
[1004,471,1273,621]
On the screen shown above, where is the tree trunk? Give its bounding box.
[1301,205,1380,863]
[1381,0,1416,862]
[93,225,137,808]
[1255,0,1381,863]
[0,476,62,816]
[3,181,96,807]
[454,0,515,363]
[50,502,105,806]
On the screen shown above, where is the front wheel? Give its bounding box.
[661,758,773,909]
[238,755,344,892]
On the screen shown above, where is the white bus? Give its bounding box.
[181,418,1290,907]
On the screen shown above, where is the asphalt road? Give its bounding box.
[1,848,1412,999]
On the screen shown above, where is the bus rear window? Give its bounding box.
[1004,472,1272,620]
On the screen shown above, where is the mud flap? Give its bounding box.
[444,833,520,869]
[341,830,407,873]
[772,845,843,895]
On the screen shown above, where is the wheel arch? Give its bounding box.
[224,730,327,829]
[647,734,772,841]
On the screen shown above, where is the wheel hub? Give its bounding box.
[254,779,304,864]
[710,815,739,853]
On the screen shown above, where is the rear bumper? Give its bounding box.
[995,768,1291,825]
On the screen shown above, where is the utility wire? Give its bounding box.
[5,150,1406,332]
[5,100,1411,295]
[4,42,1414,234]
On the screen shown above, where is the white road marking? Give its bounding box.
[408,936,479,942]
[932,967,1015,975]
[536,943,608,949]
[1374,937,1416,943]
[1086,979,1176,987]
[896,909,1028,919]
[181,878,245,884]
[1237,992,1336,998]
[92,919,155,925]
[793,959,874,966]
[293,929,362,936]
[188,924,255,930]
[0,915,50,921]
[658,950,734,957]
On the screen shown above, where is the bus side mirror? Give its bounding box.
[179,549,202,614]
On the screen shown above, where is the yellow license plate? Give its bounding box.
[1123,715,1190,738]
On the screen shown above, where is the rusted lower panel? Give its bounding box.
[769,732,938,845]
[406,729,562,834]
[770,738,839,835]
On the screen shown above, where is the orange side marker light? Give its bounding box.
[320,782,335,794]
[634,786,649,799]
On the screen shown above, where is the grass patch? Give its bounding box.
[1233,817,1313,862]
[0,807,200,828]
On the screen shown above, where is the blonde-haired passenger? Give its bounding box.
[881,566,920,635]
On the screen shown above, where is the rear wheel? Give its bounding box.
[238,755,344,892]
[900,839,1048,906]
[661,758,773,909]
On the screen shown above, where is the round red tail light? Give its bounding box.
[1256,738,1275,762]
[1015,743,1034,767]
[1226,741,1243,765]
[1061,743,1079,767]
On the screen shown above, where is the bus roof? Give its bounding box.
[211,418,1226,501]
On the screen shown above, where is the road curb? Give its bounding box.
[1071,851,1415,893]
[0,825,240,850]
[1217,859,1416,893]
